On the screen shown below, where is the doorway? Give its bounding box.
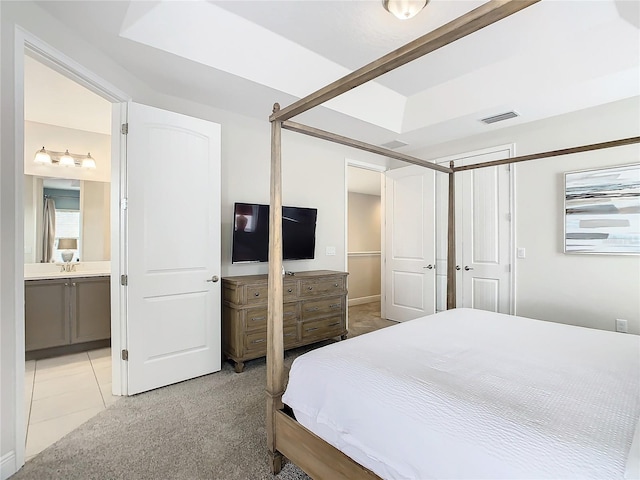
[22,54,117,460]
[346,163,385,331]
[11,29,130,470]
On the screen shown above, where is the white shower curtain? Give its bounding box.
[42,198,56,263]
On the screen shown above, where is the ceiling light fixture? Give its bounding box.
[34,147,98,169]
[382,0,429,20]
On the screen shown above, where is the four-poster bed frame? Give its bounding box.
[265,0,640,477]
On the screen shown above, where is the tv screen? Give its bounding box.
[232,202,317,263]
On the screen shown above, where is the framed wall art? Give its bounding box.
[564,163,640,254]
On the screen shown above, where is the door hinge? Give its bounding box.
[121,198,128,210]
[120,274,128,286]
[121,349,129,361]
[121,123,129,135]
[506,212,511,221]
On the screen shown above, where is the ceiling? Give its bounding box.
[33,0,640,152]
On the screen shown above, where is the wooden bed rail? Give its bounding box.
[452,136,640,172]
[282,120,452,174]
[269,0,540,123]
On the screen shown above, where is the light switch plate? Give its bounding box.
[326,246,336,256]
[517,248,526,259]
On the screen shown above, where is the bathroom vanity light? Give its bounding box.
[34,147,97,169]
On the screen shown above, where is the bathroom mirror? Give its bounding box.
[24,175,111,263]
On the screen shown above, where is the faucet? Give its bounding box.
[60,263,77,273]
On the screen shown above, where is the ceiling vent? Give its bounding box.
[480,111,519,125]
[380,140,408,149]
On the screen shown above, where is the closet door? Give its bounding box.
[436,147,512,313]
[460,153,512,313]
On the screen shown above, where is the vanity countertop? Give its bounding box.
[24,261,110,281]
[24,271,111,281]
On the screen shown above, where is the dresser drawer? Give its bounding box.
[283,326,298,347]
[245,330,267,353]
[301,316,344,341]
[301,296,344,321]
[245,284,269,305]
[283,281,298,300]
[299,276,345,297]
[245,325,297,353]
[244,303,297,332]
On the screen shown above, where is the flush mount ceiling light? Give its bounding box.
[34,147,98,169]
[382,0,429,20]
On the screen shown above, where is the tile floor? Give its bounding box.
[24,348,119,460]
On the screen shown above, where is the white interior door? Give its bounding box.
[460,154,512,313]
[126,102,221,395]
[436,148,512,313]
[385,165,436,321]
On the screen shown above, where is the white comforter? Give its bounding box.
[282,308,640,479]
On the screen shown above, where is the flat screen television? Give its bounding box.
[231,202,318,263]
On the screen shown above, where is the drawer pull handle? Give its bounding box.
[252,338,266,344]
[287,288,293,293]
[307,286,313,291]
[254,292,260,297]
[334,283,339,287]
[250,316,266,322]
[306,307,320,312]
[329,322,340,327]
[329,303,340,308]
[306,327,319,332]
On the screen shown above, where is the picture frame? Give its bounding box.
[564,163,640,255]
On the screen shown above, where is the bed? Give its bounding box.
[283,308,640,479]
[263,0,640,478]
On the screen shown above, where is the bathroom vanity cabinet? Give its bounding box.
[25,275,111,359]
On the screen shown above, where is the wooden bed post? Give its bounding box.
[447,161,457,309]
[267,103,284,474]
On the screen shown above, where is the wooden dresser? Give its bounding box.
[222,270,348,372]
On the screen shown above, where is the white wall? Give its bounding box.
[81,180,110,261]
[410,97,640,334]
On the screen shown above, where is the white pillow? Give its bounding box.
[626,418,640,479]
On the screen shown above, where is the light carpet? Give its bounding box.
[14,303,394,479]
[13,353,310,480]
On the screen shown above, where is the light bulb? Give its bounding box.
[34,146,52,164]
[82,153,97,169]
[59,150,75,167]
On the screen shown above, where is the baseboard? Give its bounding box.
[1,451,17,480]
[348,295,381,307]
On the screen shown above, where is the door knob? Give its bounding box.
[464,266,474,271]
[424,264,434,270]
[456,265,461,271]
[206,275,219,283]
